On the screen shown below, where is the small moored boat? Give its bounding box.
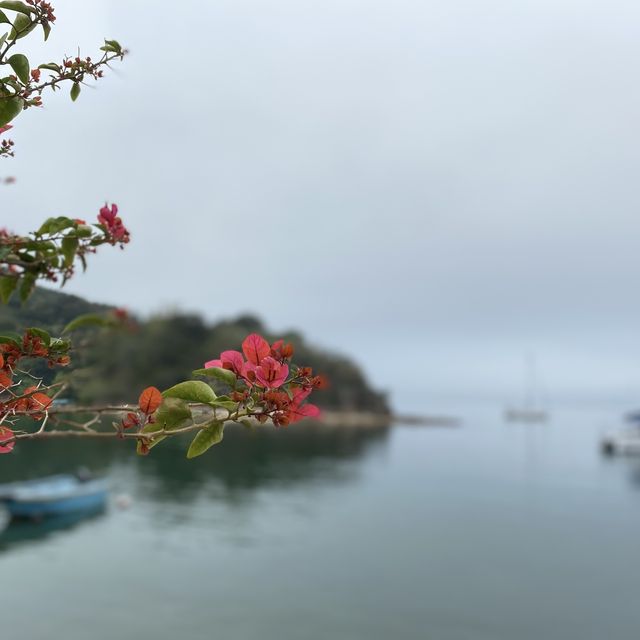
[0,473,108,519]
[600,411,640,456]
[504,354,549,424]
[601,428,640,456]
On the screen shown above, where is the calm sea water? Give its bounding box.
[1,407,639,640]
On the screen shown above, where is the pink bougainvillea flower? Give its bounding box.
[288,402,321,423]
[205,350,244,376]
[241,360,257,384]
[97,203,129,243]
[242,333,270,366]
[0,426,15,454]
[98,203,118,225]
[255,356,289,388]
[287,387,320,423]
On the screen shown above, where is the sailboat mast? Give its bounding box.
[524,353,537,411]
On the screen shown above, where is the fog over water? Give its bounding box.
[4,0,640,411]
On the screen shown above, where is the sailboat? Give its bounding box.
[504,354,549,423]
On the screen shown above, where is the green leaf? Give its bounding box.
[135,398,193,455]
[62,313,111,334]
[35,217,55,235]
[41,19,50,41]
[0,33,7,48]
[75,224,93,238]
[209,396,239,412]
[136,423,166,454]
[0,1,33,15]
[38,62,60,72]
[0,10,9,23]
[36,216,76,236]
[192,366,237,387]
[0,96,23,127]
[70,82,80,102]
[8,53,29,84]
[104,38,122,53]
[154,397,192,430]
[136,434,164,455]
[0,275,18,303]
[0,334,20,348]
[19,272,36,302]
[10,12,35,40]
[27,327,50,346]
[61,236,78,267]
[48,337,71,353]
[162,381,217,404]
[135,417,170,453]
[186,421,224,459]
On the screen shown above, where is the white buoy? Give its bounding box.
[114,494,133,510]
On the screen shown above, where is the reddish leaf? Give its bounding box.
[139,386,162,414]
[0,426,15,454]
[0,370,12,390]
[242,333,270,365]
[138,440,150,456]
[122,412,139,430]
[30,392,52,411]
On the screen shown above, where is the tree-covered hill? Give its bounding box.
[0,288,389,413]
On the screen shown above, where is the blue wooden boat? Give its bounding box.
[0,474,108,519]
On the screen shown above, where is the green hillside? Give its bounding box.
[0,287,389,413]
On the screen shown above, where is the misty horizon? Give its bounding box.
[4,0,640,412]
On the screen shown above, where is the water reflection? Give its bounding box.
[3,412,640,640]
[0,423,390,510]
[133,424,390,500]
[0,506,106,553]
[621,459,640,490]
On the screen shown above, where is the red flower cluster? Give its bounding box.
[23,331,70,367]
[205,333,323,426]
[262,386,320,426]
[14,385,53,418]
[0,383,52,454]
[98,203,129,244]
[0,333,63,454]
[206,333,291,389]
[0,375,52,453]
[0,330,70,378]
[0,124,14,157]
[26,0,56,23]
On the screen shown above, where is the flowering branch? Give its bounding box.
[0,204,129,302]
[0,3,327,461]
[0,0,126,158]
[0,332,325,458]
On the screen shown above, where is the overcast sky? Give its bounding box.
[4,0,640,412]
